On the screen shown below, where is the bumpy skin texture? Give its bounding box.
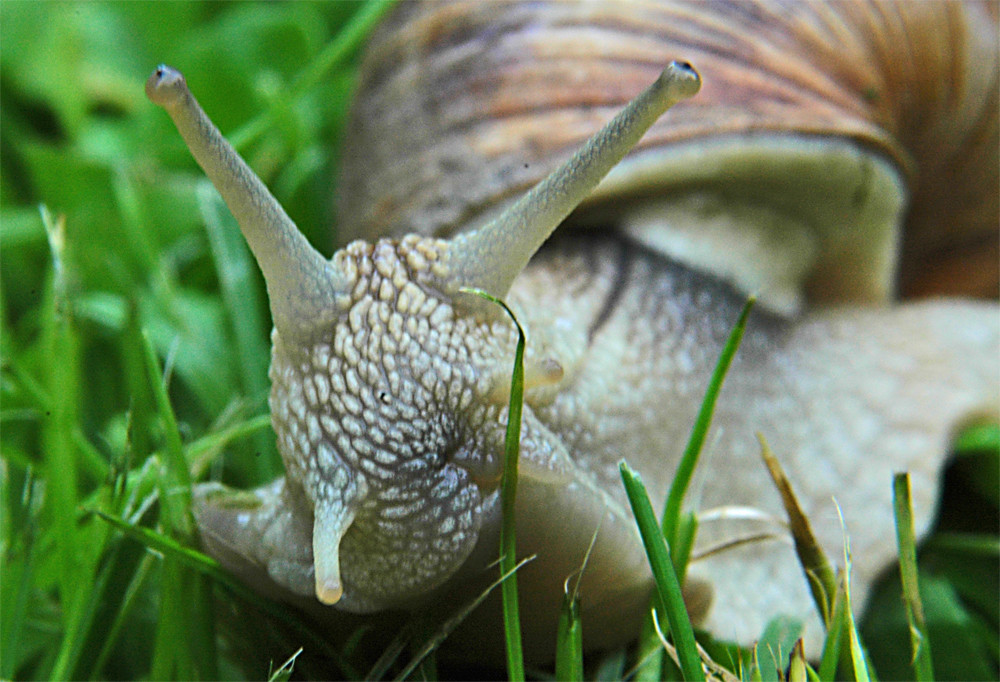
[196,230,998,651]
[270,236,511,611]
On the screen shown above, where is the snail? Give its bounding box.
[147,0,998,660]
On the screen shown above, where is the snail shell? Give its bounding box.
[338,0,998,310]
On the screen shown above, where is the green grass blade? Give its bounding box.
[662,297,754,550]
[89,554,155,677]
[1,471,40,679]
[39,207,89,681]
[106,321,217,681]
[673,512,699,585]
[62,540,136,680]
[365,619,415,680]
[269,647,303,682]
[556,591,584,681]
[922,532,999,555]
[788,640,808,682]
[634,513,698,681]
[152,559,192,679]
[189,571,219,680]
[620,461,705,682]
[636,297,752,679]
[953,422,999,455]
[816,578,847,681]
[96,509,215,680]
[633,611,665,681]
[141,330,193,538]
[95,510,238,585]
[459,287,526,681]
[839,516,872,682]
[893,473,934,681]
[101,503,360,676]
[555,526,597,682]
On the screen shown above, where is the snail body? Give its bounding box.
[148,0,998,657]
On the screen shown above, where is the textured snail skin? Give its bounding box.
[147,3,999,659]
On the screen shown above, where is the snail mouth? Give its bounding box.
[448,444,505,495]
[316,580,344,605]
[322,469,487,613]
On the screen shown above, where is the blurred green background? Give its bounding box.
[1,2,996,680]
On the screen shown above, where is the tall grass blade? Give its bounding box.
[2,471,40,679]
[620,461,705,681]
[662,297,754,549]
[838,513,872,682]
[893,473,934,681]
[39,207,90,681]
[151,560,192,679]
[556,591,584,681]
[758,434,838,627]
[141,327,211,677]
[89,555,155,677]
[638,297,753,679]
[140,331,193,537]
[125,331,220,677]
[816,578,848,681]
[459,287,525,680]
